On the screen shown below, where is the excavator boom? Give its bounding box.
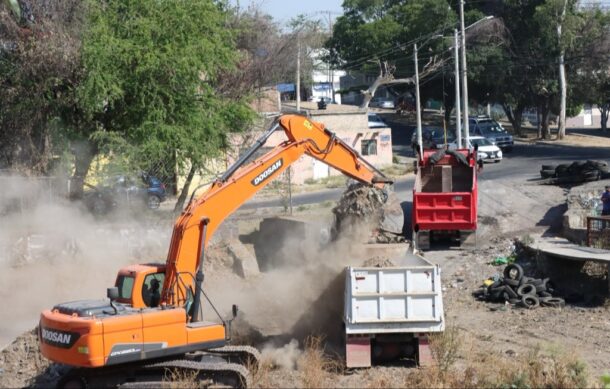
[162,115,390,308]
[39,114,391,388]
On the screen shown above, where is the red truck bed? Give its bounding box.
[412,149,478,249]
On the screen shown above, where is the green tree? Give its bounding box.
[0,0,85,173]
[326,0,457,108]
[78,0,254,208]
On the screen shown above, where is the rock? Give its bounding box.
[225,239,260,279]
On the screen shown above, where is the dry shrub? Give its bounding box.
[249,356,274,389]
[401,329,591,389]
[428,326,461,376]
[298,336,342,389]
[490,346,590,388]
[163,368,210,389]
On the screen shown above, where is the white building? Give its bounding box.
[309,49,346,104]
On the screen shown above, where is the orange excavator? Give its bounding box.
[39,115,392,388]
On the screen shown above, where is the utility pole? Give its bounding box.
[454,29,462,149]
[296,34,301,111]
[459,0,470,147]
[414,43,423,159]
[328,11,334,103]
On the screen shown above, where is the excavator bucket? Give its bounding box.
[332,183,405,243]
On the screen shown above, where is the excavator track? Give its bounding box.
[57,356,254,388]
[133,359,251,388]
[207,345,261,369]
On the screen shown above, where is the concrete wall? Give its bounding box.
[565,104,607,128]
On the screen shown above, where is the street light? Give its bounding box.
[460,11,494,147]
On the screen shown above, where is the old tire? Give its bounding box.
[538,291,552,298]
[517,284,536,296]
[540,297,565,308]
[521,295,540,309]
[535,278,550,293]
[503,285,518,299]
[504,278,520,287]
[503,264,524,282]
[541,164,556,171]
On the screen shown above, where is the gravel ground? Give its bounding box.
[1,172,609,388]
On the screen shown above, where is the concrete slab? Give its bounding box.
[531,236,610,262]
[226,239,260,278]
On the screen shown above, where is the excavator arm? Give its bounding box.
[162,114,392,314]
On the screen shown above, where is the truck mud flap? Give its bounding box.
[345,335,371,368]
[417,335,434,367]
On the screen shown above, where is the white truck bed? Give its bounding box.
[344,253,444,335]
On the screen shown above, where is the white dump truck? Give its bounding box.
[343,249,444,368]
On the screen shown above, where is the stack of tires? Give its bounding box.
[474,264,565,309]
[540,160,609,183]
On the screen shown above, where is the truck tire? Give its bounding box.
[503,264,523,282]
[503,278,520,287]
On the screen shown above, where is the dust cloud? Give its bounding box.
[203,213,386,350]
[261,339,301,370]
[0,175,171,348]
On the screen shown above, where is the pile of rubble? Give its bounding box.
[332,182,405,243]
[539,160,609,185]
[474,263,565,309]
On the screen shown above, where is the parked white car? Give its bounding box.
[367,113,387,128]
[449,136,502,163]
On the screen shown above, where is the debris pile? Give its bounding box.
[0,328,61,388]
[473,264,565,309]
[539,160,609,185]
[332,183,405,243]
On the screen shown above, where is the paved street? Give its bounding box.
[242,115,609,210]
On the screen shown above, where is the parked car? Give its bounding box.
[370,97,395,109]
[449,136,502,163]
[468,116,514,152]
[368,113,387,128]
[411,127,456,152]
[84,173,167,214]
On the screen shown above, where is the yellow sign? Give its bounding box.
[303,120,313,130]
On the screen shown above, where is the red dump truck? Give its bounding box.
[412,148,478,250]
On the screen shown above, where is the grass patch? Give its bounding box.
[298,336,343,389]
[405,329,592,389]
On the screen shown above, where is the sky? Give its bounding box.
[230,0,344,25]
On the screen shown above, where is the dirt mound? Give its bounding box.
[362,256,395,267]
[332,183,405,243]
[0,328,62,388]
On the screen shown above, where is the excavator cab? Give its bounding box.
[114,264,166,309]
